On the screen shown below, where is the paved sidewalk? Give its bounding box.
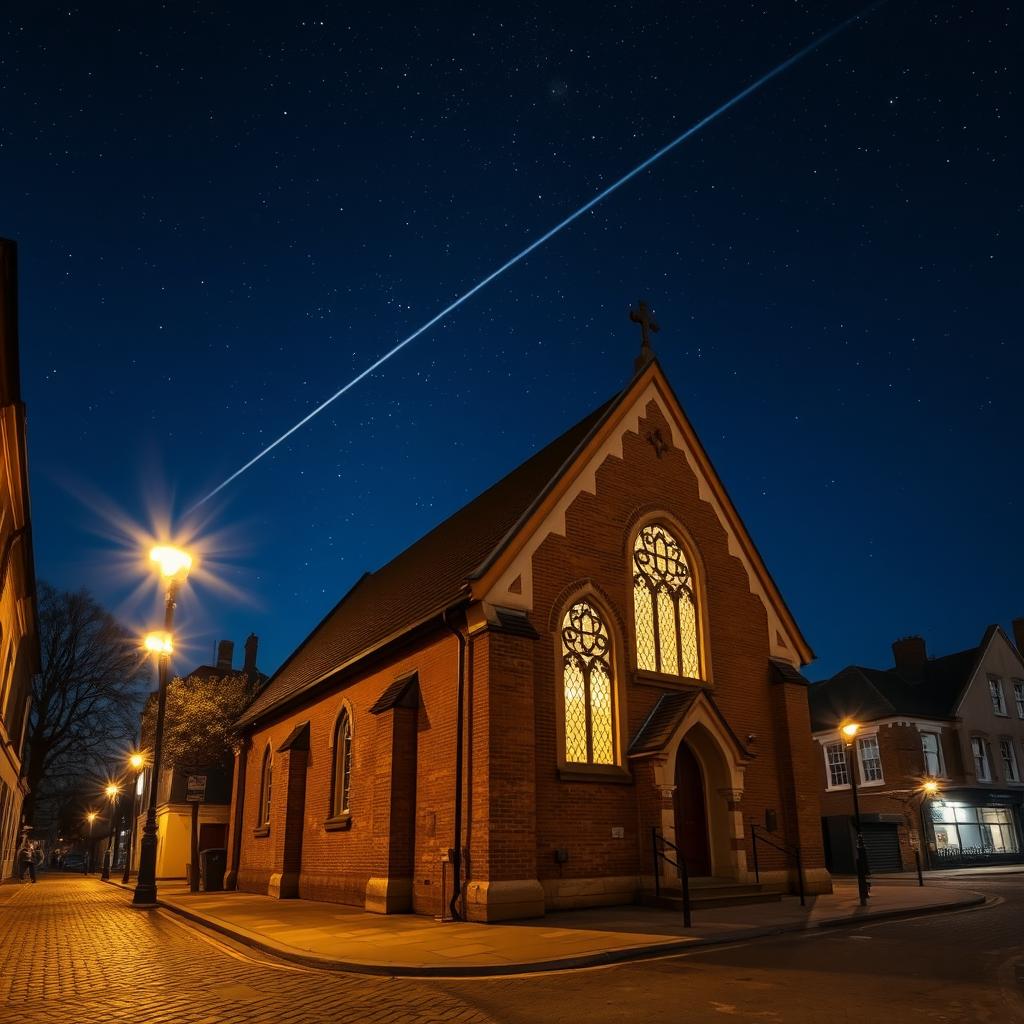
[110,877,988,976]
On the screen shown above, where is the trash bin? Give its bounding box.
[199,847,227,892]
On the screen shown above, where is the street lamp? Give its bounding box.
[132,543,192,909]
[86,811,98,874]
[840,720,870,906]
[101,782,121,881]
[122,751,146,883]
[919,779,941,873]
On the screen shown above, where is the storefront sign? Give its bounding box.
[186,775,207,803]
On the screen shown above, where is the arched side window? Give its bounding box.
[633,524,700,678]
[330,709,353,817]
[561,600,616,765]
[258,745,273,827]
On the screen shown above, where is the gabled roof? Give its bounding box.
[628,688,751,759]
[241,357,814,728]
[239,396,615,726]
[808,626,1002,732]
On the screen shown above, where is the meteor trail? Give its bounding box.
[196,3,883,508]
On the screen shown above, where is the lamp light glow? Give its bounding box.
[129,752,145,772]
[144,631,173,655]
[840,721,860,741]
[149,545,193,581]
[921,779,940,796]
[105,783,121,799]
[86,811,98,823]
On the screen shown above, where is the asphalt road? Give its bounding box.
[435,877,1024,1023]
[2,874,1020,1023]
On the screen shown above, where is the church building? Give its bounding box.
[227,310,830,921]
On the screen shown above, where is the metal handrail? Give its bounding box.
[750,823,805,907]
[651,827,692,927]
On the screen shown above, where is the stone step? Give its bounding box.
[642,880,784,911]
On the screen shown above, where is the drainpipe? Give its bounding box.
[443,610,467,921]
[225,735,250,890]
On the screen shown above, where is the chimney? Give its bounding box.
[244,633,259,675]
[1012,619,1024,657]
[892,635,927,678]
[216,640,234,673]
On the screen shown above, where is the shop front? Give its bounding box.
[924,789,1024,868]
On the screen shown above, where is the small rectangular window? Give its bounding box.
[825,741,849,787]
[1000,739,1019,782]
[990,676,1007,716]
[1014,680,1024,719]
[857,735,884,783]
[921,732,942,777]
[972,737,992,782]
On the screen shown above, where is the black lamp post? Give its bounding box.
[101,783,120,881]
[132,545,192,909]
[841,721,870,906]
[122,753,145,883]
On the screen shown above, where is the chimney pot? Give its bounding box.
[216,640,234,673]
[1012,619,1024,657]
[244,633,259,674]
[892,635,927,677]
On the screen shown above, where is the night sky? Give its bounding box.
[3,2,1019,682]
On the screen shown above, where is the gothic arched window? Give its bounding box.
[330,708,353,817]
[258,745,273,827]
[561,600,616,765]
[633,524,701,678]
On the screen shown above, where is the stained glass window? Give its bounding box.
[258,746,273,827]
[331,709,353,816]
[633,524,700,678]
[561,600,616,765]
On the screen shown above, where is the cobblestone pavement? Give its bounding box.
[0,875,494,1024]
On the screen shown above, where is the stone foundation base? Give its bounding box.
[365,876,413,914]
[268,870,300,899]
[540,874,640,911]
[464,879,545,922]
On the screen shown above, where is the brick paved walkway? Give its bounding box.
[0,875,495,1024]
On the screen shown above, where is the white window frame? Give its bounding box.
[1000,738,1020,783]
[1014,680,1024,720]
[920,731,945,778]
[989,676,1008,717]
[823,740,851,790]
[972,737,992,782]
[856,734,885,786]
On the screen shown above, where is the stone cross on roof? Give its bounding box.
[629,300,659,372]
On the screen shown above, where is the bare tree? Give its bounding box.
[23,583,149,826]
[142,671,257,889]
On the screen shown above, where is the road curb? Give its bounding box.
[136,888,990,978]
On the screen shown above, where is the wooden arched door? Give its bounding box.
[674,740,711,876]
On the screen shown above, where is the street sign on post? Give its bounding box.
[186,775,207,803]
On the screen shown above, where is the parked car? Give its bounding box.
[61,853,87,872]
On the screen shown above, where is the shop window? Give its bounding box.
[930,801,1019,858]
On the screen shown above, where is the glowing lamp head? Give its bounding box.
[129,752,145,772]
[86,811,98,824]
[144,631,173,656]
[840,721,860,742]
[105,783,120,799]
[150,545,193,582]
[922,779,940,797]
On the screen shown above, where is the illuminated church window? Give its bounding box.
[561,600,615,765]
[633,524,700,678]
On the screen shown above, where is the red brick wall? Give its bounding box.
[235,631,463,912]
[524,400,824,887]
